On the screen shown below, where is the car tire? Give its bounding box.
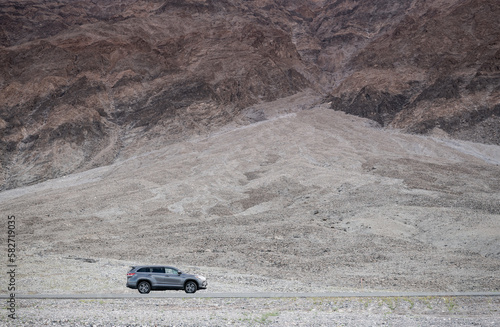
[184,281,197,294]
[138,281,151,294]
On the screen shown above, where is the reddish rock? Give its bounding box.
[1,0,499,189]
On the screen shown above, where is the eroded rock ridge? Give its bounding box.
[1,0,499,189]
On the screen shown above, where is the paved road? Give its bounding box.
[3,291,500,299]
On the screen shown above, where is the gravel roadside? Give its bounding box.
[4,296,499,326]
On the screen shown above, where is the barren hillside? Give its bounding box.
[1,94,499,293]
[0,0,499,297]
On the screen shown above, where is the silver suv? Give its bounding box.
[126,265,207,294]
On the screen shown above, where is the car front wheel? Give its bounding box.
[184,281,197,293]
[138,281,151,294]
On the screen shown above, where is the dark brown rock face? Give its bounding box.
[0,0,311,189]
[325,0,500,144]
[1,0,499,189]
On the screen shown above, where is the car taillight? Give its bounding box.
[127,273,135,277]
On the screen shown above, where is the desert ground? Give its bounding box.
[0,93,499,325]
[6,296,500,326]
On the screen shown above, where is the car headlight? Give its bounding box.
[195,275,206,281]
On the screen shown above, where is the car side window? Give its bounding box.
[137,267,150,273]
[165,268,177,275]
[152,267,165,273]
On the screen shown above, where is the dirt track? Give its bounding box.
[1,93,499,296]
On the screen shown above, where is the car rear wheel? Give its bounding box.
[138,281,151,294]
[184,281,197,293]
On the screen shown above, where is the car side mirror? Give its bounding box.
[178,271,182,275]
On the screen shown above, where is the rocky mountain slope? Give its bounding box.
[0,0,312,189]
[1,0,499,190]
[0,1,499,297]
[326,0,500,143]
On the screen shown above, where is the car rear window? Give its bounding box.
[137,267,150,272]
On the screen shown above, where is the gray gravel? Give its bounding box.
[4,296,499,326]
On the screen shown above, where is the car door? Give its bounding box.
[150,267,166,287]
[164,267,184,288]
